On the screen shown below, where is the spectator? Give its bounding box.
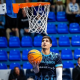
[5,13,19,41]
[19,8,31,39]
[0,0,6,37]
[8,67,26,80]
[66,0,80,23]
[24,0,31,2]
[54,0,66,12]
[48,0,56,12]
[0,0,1,4]
[72,57,80,80]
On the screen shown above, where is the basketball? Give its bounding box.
[28,49,42,64]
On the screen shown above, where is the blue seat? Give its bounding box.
[74,48,80,59]
[9,37,20,47]
[61,49,73,60]
[59,36,70,46]
[22,49,31,61]
[76,63,78,66]
[21,36,33,47]
[23,62,33,69]
[9,50,21,61]
[37,49,41,52]
[47,23,57,34]
[0,37,7,48]
[48,12,56,22]
[57,23,68,34]
[0,63,7,69]
[71,35,80,46]
[57,12,68,21]
[51,49,59,53]
[63,61,74,68]
[69,23,80,33]
[10,63,21,69]
[34,35,43,47]
[49,36,57,47]
[0,50,8,61]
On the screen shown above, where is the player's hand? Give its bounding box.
[31,61,40,73]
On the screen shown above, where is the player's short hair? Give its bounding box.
[42,36,52,44]
[78,57,80,61]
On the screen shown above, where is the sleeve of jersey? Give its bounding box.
[55,54,63,67]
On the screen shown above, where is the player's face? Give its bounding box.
[41,38,52,49]
[78,58,80,65]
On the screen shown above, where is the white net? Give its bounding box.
[24,4,50,35]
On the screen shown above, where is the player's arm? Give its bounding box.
[56,66,62,80]
[31,61,41,77]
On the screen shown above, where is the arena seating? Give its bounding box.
[50,49,59,53]
[10,63,21,69]
[0,50,8,61]
[63,61,74,68]
[59,36,70,46]
[34,35,43,47]
[22,49,30,61]
[69,23,80,33]
[23,62,33,69]
[0,63,7,69]
[47,23,57,34]
[71,35,80,46]
[74,48,80,60]
[9,37,20,47]
[0,10,80,80]
[0,37,7,48]
[61,49,73,60]
[57,23,68,34]
[57,11,68,21]
[49,35,57,47]
[21,36,33,47]
[9,49,21,61]
[48,12,56,22]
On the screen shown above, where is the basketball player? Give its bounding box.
[31,36,63,80]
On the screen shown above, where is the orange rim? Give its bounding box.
[12,2,50,13]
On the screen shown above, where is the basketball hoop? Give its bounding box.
[12,2,50,34]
